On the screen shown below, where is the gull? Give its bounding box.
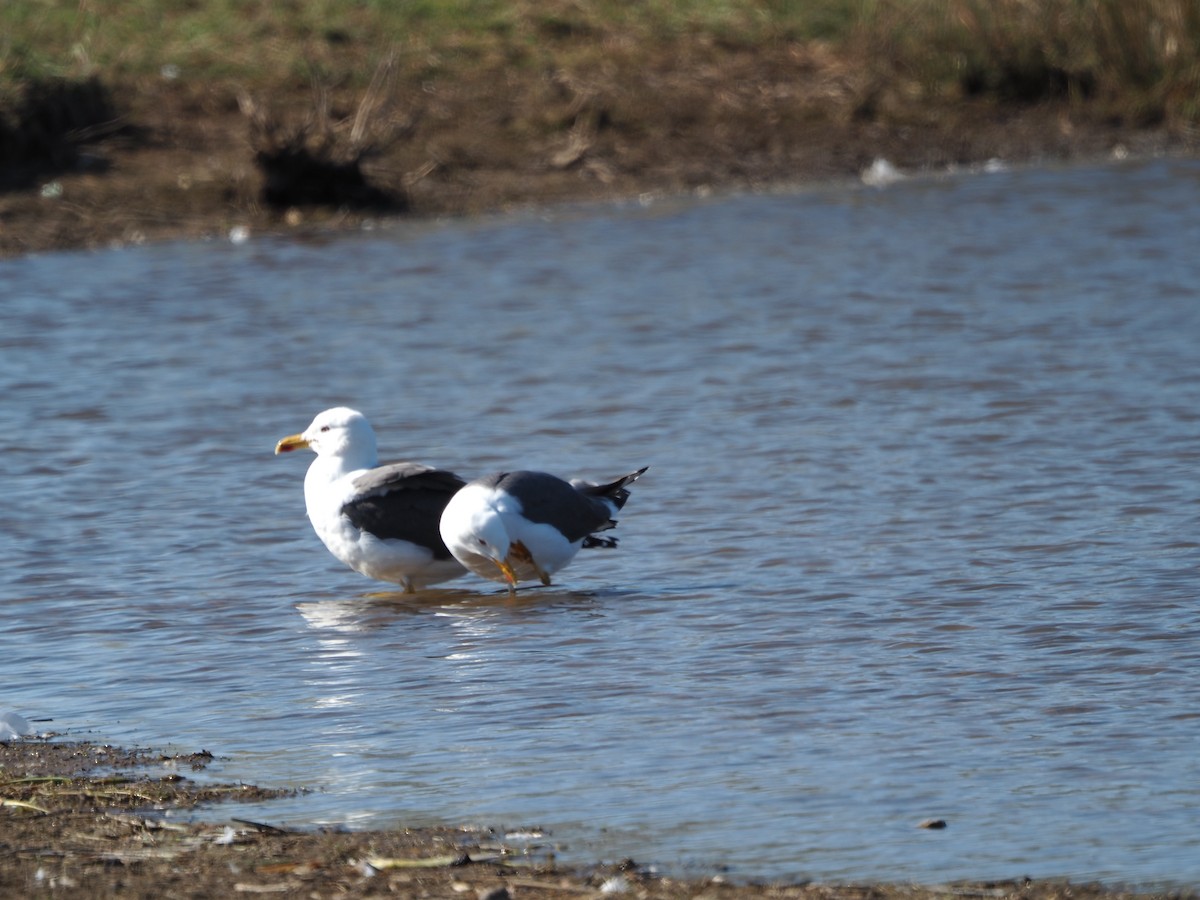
[275,407,467,592]
[439,467,648,594]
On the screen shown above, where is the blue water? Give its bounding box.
[3,157,1199,885]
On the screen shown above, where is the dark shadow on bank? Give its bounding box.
[0,76,134,193]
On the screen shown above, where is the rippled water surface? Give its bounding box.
[4,159,1200,886]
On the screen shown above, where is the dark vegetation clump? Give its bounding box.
[241,57,412,213]
[249,123,402,211]
[0,76,123,191]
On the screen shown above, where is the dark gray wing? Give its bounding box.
[342,462,467,559]
[484,470,619,544]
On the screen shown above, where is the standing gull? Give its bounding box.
[440,466,648,593]
[275,407,467,592]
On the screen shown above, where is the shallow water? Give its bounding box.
[3,158,1200,886]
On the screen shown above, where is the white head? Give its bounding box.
[275,407,379,472]
[441,484,513,565]
[466,507,513,564]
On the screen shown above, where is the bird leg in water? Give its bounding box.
[510,541,552,586]
[493,558,520,595]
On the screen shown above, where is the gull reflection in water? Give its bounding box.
[295,586,603,698]
[259,587,607,827]
[297,586,599,633]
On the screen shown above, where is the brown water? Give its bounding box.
[3,158,1199,885]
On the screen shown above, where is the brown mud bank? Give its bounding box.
[2,40,1196,258]
[1,741,1193,900]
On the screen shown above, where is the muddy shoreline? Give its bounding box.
[3,43,1197,259]
[0,740,1192,899]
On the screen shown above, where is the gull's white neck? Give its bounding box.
[303,445,378,512]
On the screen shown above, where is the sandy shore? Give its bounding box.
[0,740,1189,899]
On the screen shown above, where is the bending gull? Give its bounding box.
[275,407,467,592]
[440,466,648,594]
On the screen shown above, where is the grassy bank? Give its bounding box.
[7,1,1199,118]
[2,1,1198,254]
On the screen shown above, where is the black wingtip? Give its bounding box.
[586,465,648,511]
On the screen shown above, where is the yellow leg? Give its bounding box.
[494,558,519,595]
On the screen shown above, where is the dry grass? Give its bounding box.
[854,0,1200,124]
[5,1,1200,117]
[238,54,413,210]
[6,1,1200,145]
